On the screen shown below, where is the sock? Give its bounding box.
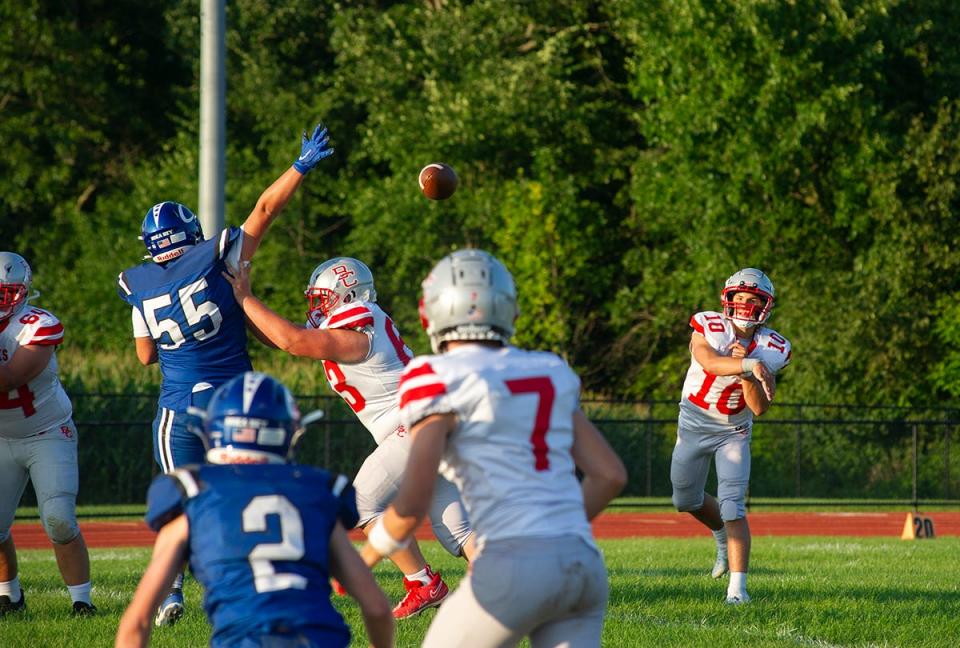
[727,571,747,596]
[0,577,22,602]
[67,581,92,605]
[712,527,728,548]
[404,567,432,585]
[172,572,184,590]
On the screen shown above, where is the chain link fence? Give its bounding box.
[22,395,960,508]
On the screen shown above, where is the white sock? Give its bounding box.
[172,573,184,590]
[712,527,728,548]
[0,577,22,602]
[67,581,92,605]
[728,571,747,596]
[404,567,432,585]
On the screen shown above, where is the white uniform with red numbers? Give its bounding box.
[0,307,72,438]
[310,301,472,555]
[0,306,82,545]
[671,311,792,521]
[398,345,608,648]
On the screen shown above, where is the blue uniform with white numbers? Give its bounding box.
[117,227,253,470]
[146,463,359,648]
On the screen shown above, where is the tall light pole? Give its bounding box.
[199,0,225,236]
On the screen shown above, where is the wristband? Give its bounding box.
[368,517,410,557]
[740,358,759,375]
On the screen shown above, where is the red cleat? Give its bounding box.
[331,578,347,596]
[392,568,449,619]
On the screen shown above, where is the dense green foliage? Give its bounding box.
[4,537,960,646]
[4,0,960,405]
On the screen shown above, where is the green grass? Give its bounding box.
[2,537,958,647]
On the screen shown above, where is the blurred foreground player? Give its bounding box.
[363,249,627,647]
[0,252,96,616]
[670,268,791,604]
[115,372,393,648]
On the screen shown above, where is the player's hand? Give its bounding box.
[752,361,776,401]
[221,260,253,303]
[729,342,747,359]
[292,123,334,174]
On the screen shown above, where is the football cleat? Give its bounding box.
[725,591,751,605]
[155,588,184,626]
[0,589,26,616]
[331,578,347,596]
[72,601,97,617]
[392,569,449,619]
[711,548,729,579]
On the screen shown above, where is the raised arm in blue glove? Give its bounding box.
[293,124,334,174]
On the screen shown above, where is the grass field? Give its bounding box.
[2,536,959,647]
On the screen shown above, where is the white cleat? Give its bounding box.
[712,550,729,579]
[724,591,751,605]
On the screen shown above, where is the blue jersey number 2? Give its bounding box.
[242,495,307,593]
[142,278,223,350]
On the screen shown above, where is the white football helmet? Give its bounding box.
[0,252,36,322]
[304,257,377,325]
[721,267,775,329]
[419,249,518,353]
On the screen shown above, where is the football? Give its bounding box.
[419,163,458,200]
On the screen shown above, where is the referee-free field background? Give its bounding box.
[2,520,959,647]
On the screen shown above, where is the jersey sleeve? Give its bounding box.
[689,311,729,350]
[117,270,135,305]
[767,337,792,374]
[144,468,201,531]
[327,472,360,529]
[15,310,64,347]
[131,306,150,338]
[325,304,375,331]
[397,356,453,429]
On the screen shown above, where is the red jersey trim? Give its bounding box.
[399,362,438,387]
[690,316,704,334]
[27,336,63,346]
[399,383,447,409]
[327,306,374,330]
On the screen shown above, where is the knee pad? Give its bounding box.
[719,497,745,522]
[672,489,705,513]
[40,495,80,544]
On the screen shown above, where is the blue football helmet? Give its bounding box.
[200,372,310,465]
[140,201,204,263]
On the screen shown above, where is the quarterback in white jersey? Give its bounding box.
[225,256,473,619]
[671,267,791,605]
[0,252,96,617]
[365,249,627,648]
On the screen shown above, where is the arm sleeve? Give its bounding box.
[131,307,150,338]
[224,227,244,271]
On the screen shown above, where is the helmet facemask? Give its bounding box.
[721,286,773,329]
[0,283,27,321]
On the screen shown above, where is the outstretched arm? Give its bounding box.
[239,124,334,262]
[115,515,189,648]
[222,262,368,363]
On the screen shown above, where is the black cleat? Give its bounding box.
[0,589,26,616]
[72,601,97,617]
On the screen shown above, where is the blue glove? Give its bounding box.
[293,124,334,174]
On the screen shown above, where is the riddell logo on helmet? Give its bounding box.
[331,265,357,288]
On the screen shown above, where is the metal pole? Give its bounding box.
[199,0,226,236]
[912,424,918,511]
[645,420,652,497]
